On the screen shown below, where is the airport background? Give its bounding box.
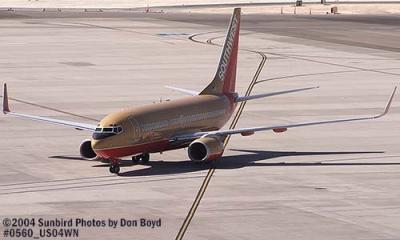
[1,0,400,8]
[0,1,399,240]
[1,0,400,15]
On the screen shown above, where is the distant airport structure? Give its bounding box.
[1,0,400,9]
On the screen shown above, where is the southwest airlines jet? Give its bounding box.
[2,8,396,174]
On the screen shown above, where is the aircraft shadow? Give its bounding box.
[115,149,399,177]
[50,155,89,161]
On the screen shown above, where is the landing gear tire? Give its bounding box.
[132,153,150,164]
[141,153,150,164]
[114,165,120,174]
[109,158,121,174]
[109,165,120,174]
[132,156,140,164]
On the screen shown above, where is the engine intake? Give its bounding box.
[80,139,97,159]
[188,137,224,162]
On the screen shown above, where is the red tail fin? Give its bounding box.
[201,8,241,95]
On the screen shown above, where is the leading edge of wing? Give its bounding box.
[174,87,397,140]
[3,83,97,131]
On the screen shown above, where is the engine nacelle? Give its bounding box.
[79,139,97,159]
[188,137,224,162]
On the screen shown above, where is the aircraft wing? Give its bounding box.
[173,87,396,141]
[2,83,97,131]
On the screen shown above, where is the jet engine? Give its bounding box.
[188,137,224,162]
[79,139,97,159]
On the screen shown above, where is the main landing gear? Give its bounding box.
[132,153,150,164]
[108,153,150,174]
[109,159,120,174]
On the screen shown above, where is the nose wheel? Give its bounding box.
[109,159,120,174]
[109,165,120,174]
[132,153,150,164]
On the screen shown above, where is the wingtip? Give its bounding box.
[3,82,10,114]
[387,86,397,107]
[386,86,397,110]
[376,86,396,118]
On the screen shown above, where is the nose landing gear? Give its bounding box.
[109,159,120,174]
[108,153,150,174]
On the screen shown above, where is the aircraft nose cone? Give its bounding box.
[91,140,109,158]
[91,139,103,151]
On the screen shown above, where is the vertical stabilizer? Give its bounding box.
[201,8,241,95]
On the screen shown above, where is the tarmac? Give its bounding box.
[0,9,399,240]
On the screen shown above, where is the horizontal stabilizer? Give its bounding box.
[235,86,318,102]
[165,86,199,96]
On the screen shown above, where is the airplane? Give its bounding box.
[2,8,396,174]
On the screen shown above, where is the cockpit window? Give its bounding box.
[92,125,123,140]
[116,127,122,133]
